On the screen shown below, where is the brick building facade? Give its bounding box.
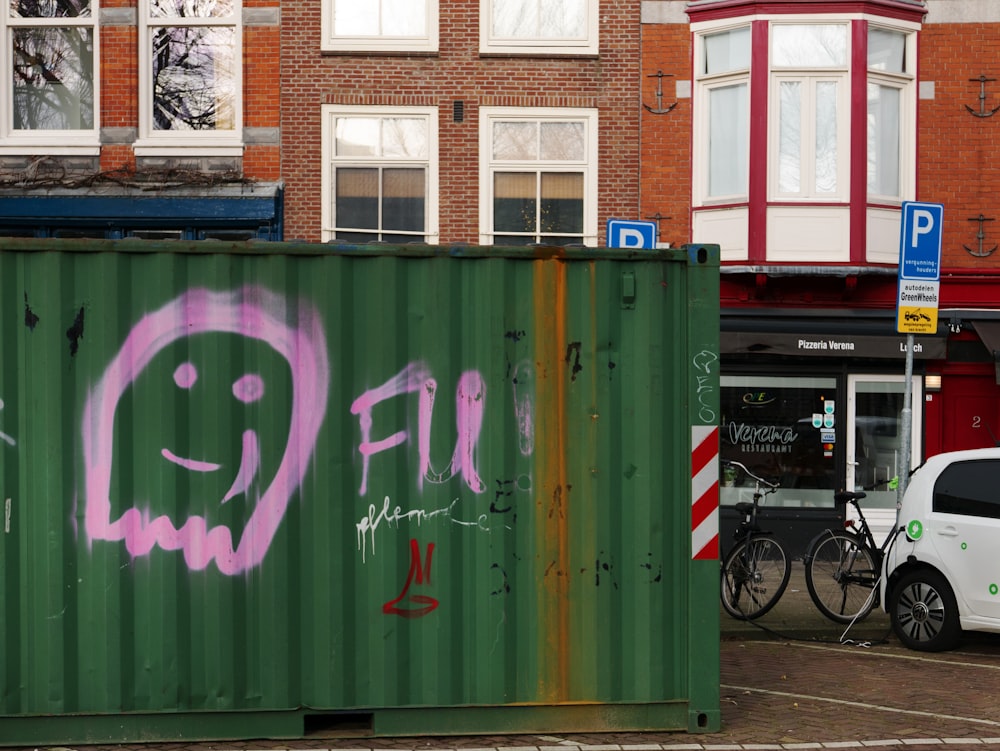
[280,0,642,245]
[641,0,1000,554]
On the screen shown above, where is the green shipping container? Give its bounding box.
[0,239,720,744]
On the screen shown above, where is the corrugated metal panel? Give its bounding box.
[0,239,720,743]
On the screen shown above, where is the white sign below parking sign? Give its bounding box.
[897,201,943,334]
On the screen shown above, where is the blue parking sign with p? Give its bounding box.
[607,219,657,250]
[899,202,943,281]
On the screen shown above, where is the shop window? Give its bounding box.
[720,375,837,508]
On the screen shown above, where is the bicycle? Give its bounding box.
[720,460,792,620]
[803,486,901,624]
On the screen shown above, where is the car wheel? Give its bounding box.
[889,569,962,652]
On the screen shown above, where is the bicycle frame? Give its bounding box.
[727,462,777,550]
[720,461,790,620]
[839,491,895,562]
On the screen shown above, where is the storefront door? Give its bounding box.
[845,374,923,539]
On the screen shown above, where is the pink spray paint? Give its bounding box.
[82,287,330,575]
[351,363,486,496]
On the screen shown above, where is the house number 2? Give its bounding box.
[973,416,982,428]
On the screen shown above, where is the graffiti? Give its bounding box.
[511,360,535,456]
[351,363,487,497]
[383,538,439,618]
[82,287,330,575]
[356,494,509,562]
[693,349,718,423]
[492,478,514,513]
[356,495,453,562]
[490,562,510,595]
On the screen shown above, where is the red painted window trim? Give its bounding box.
[850,19,869,265]
[748,19,769,263]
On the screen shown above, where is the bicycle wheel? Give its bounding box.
[805,531,878,624]
[721,535,791,620]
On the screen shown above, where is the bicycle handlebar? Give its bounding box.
[722,460,779,490]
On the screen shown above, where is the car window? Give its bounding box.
[932,459,1000,519]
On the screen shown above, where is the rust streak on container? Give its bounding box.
[533,256,570,703]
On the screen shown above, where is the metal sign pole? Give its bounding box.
[898,333,914,520]
[895,202,943,520]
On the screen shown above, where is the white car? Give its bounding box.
[883,447,1000,651]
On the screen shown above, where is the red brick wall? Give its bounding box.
[918,23,1000,271]
[97,0,279,180]
[279,0,641,244]
[639,23,691,249]
[99,1,137,172]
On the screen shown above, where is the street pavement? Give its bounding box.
[8,564,1000,751]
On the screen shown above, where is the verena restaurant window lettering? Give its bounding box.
[481,0,597,55]
[6,0,96,141]
[140,0,240,143]
[324,0,437,52]
[720,375,837,508]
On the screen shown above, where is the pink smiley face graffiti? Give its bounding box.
[159,363,266,503]
[82,287,330,575]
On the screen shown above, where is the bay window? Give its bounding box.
[769,24,849,202]
[867,27,911,202]
[691,10,919,264]
[695,26,749,203]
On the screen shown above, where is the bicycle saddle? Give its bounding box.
[833,490,866,505]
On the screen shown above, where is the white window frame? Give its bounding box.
[768,22,850,202]
[866,24,916,204]
[322,0,438,53]
[320,105,439,245]
[0,0,100,151]
[768,72,850,201]
[478,106,598,247]
[136,0,243,152]
[479,0,598,56]
[692,23,751,207]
